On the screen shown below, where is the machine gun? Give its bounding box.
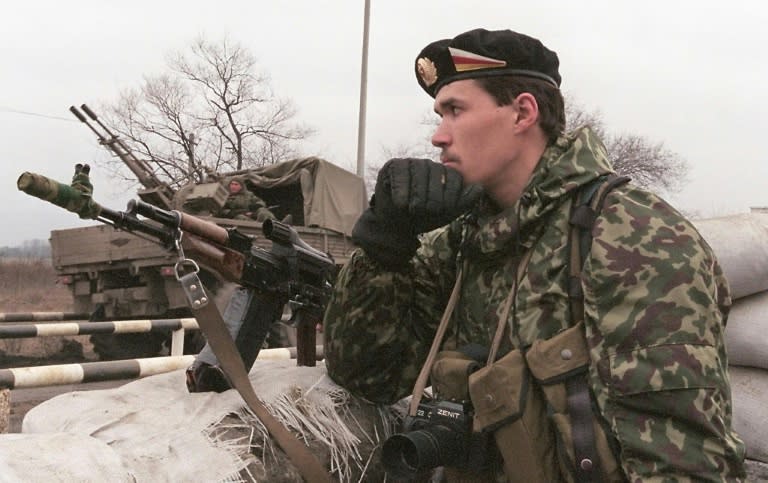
[17,167,336,392]
[69,104,176,210]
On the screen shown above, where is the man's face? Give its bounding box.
[431,79,522,187]
[229,181,242,194]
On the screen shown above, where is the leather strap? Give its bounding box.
[566,376,602,482]
[409,246,534,416]
[565,174,629,483]
[409,260,467,416]
[183,273,331,483]
[487,249,534,365]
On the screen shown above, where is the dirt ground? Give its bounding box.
[0,258,91,432]
[0,262,87,369]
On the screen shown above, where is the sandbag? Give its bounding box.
[11,359,398,482]
[729,366,768,463]
[726,291,768,369]
[694,212,768,300]
[0,433,133,482]
[746,459,768,481]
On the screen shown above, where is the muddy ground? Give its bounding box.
[1,335,103,433]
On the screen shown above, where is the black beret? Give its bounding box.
[415,28,561,97]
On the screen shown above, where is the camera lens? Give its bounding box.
[382,425,462,479]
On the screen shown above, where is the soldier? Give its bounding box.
[219,177,276,222]
[323,28,746,481]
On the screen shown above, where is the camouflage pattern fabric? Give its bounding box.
[17,171,101,219]
[324,127,746,481]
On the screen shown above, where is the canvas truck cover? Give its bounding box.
[236,157,367,236]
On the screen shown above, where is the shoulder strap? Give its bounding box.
[568,175,631,323]
[182,274,332,483]
[565,174,630,483]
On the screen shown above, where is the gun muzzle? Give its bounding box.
[17,172,101,219]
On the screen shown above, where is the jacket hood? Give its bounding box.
[463,126,615,257]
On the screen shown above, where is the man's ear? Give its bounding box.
[513,93,540,131]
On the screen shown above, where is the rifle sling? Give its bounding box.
[184,276,331,483]
[566,174,630,482]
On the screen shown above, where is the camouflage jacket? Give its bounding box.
[324,127,746,481]
[220,190,268,218]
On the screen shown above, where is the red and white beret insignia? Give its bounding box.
[449,47,507,72]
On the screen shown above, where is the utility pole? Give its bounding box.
[355,0,371,177]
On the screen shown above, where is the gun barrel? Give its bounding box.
[81,104,118,140]
[263,219,334,267]
[17,172,101,219]
[68,106,87,123]
[69,105,105,140]
[99,206,177,247]
[80,104,99,121]
[128,199,180,229]
[262,219,293,245]
[129,199,230,246]
[18,172,179,248]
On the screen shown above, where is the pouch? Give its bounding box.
[526,322,623,482]
[431,350,481,401]
[468,349,558,483]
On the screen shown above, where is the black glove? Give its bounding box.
[352,158,481,270]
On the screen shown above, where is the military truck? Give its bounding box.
[50,106,367,359]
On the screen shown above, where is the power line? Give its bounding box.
[0,106,76,122]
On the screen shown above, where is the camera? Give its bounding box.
[382,399,490,479]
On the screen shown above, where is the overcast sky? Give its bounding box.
[1,0,767,247]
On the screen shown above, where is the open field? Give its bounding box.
[0,257,72,312]
[0,258,91,432]
[0,257,86,368]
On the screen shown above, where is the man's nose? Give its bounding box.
[431,123,450,147]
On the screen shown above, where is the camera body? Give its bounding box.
[382,399,490,479]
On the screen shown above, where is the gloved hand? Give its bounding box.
[352,158,481,270]
[71,163,92,195]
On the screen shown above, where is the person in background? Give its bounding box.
[323,27,745,481]
[219,177,276,222]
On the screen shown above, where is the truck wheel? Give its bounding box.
[160,308,206,355]
[182,331,207,354]
[88,304,166,361]
[90,332,167,361]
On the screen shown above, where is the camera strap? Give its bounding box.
[408,259,467,416]
[409,246,534,417]
[487,249,534,364]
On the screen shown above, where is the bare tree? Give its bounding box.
[364,114,440,191]
[566,97,689,194]
[101,36,313,187]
